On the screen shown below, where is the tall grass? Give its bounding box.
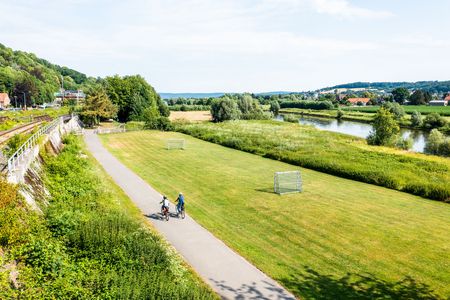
[176,120,450,202]
[0,135,216,299]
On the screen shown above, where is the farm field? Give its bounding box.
[101,131,450,299]
[176,120,450,201]
[341,105,450,116]
[169,110,211,122]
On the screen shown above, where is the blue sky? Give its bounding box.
[1,0,449,92]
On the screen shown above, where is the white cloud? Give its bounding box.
[311,0,394,19]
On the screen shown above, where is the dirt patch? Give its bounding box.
[169,111,211,122]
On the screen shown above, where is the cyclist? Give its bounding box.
[176,192,185,215]
[160,195,170,213]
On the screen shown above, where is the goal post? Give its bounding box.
[274,171,302,194]
[166,139,186,150]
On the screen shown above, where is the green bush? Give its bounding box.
[280,100,334,110]
[423,113,447,129]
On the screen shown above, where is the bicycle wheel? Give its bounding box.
[181,208,185,219]
[165,212,169,221]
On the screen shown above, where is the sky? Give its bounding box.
[1,0,450,93]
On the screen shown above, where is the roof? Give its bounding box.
[347,97,370,103]
[444,95,450,101]
[0,93,10,103]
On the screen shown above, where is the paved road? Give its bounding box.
[84,131,296,300]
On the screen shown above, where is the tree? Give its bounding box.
[80,89,117,127]
[423,113,447,129]
[269,101,280,116]
[410,111,423,127]
[409,90,432,105]
[381,102,405,120]
[237,94,265,120]
[104,75,161,122]
[425,129,444,155]
[391,87,410,104]
[367,108,400,146]
[142,106,172,131]
[210,97,240,122]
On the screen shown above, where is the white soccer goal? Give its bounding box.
[166,139,186,150]
[274,171,302,194]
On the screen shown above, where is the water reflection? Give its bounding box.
[277,115,429,153]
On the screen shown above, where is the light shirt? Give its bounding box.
[162,199,169,207]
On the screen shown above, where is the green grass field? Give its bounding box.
[101,131,450,299]
[177,120,450,201]
[341,105,450,116]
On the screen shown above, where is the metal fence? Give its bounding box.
[7,117,62,173]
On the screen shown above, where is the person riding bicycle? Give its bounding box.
[160,195,170,213]
[176,192,185,214]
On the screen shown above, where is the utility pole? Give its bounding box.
[14,96,17,108]
[22,92,26,110]
[61,75,65,105]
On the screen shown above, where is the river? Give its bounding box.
[277,115,429,153]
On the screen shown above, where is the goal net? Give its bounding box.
[274,171,302,194]
[166,139,186,150]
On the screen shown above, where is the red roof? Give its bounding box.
[347,97,370,104]
[444,95,450,101]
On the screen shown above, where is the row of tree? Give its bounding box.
[391,88,435,105]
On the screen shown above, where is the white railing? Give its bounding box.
[94,124,126,134]
[7,117,62,173]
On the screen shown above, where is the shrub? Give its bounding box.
[396,137,413,150]
[423,113,447,129]
[425,129,445,155]
[381,102,405,120]
[210,97,240,122]
[280,100,334,110]
[269,101,280,115]
[283,114,299,123]
[438,140,450,157]
[336,109,344,119]
[143,107,173,131]
[367,108,399,146]
[410,111,423,127]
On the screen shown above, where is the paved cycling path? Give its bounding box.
[84,131,296,300]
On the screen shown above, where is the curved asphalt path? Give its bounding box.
[84,131,296,300]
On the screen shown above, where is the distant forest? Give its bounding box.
[324,81,450,94]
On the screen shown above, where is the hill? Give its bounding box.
[0,43,95,105]
[322,81,450,93]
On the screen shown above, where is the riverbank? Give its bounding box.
[279,108,450,134]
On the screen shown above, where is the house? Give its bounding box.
[347,97,370,106]
[0,93,10,108]
[429,100,448,106]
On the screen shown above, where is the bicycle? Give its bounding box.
[177,204,185,219]
[161,206,170,221]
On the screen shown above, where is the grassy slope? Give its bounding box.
[0,136,216,299]
[101,131,450,299]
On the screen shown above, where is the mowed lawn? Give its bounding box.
[100,131,450,299]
